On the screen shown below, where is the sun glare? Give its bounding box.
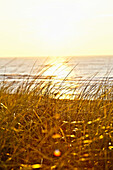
[43,57,73,79]
[42,56,77,99]
[35,4,78,49]
[0,0,113,56]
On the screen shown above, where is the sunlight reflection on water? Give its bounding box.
[43,57,74,79]
[40,57,79,99]
[0,56,113,99]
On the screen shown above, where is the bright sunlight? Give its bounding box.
[43,57,74,79]
[0,0,113,56]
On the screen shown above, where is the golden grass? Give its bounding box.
[0,78,113,169]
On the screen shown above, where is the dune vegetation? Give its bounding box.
[0,72,113,170]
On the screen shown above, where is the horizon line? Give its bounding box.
[0,55,113,58]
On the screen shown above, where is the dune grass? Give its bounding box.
[0,74,113,170]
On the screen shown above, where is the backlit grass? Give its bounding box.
[0,76,113,169]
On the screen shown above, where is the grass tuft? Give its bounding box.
[0,69,113,169]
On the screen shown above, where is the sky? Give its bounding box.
[0,0,113,57]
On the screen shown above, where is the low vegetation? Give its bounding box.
[0,76,113,169]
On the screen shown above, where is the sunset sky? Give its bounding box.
[0,0,113,57]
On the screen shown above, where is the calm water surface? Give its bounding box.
[0,56,113,99]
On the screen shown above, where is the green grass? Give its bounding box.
[0,76,113,170]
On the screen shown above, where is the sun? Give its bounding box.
[39,17,73,49]
[34,2,80,50]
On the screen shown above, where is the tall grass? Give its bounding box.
[0,67,113,170]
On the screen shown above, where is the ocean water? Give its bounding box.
[0,56,113,99]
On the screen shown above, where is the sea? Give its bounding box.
[0,56,113,99]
